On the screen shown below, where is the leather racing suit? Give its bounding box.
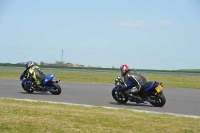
[27,66,46,85]
[118,68,147,93]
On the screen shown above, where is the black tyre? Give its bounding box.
[149,93,166,107]
[21,83,34,93]
[112,90,128,104]
[49,82,62,95]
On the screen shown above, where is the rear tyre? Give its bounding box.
[49,82,62,95]
[112,90,128,104]
[149,93,166,107]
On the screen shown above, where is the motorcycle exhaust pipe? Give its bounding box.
[147,96,156,103]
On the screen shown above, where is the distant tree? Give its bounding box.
[34,62,38,65]
[40,61,46,66]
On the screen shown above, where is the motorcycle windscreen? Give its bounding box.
[20,73,24,81]
[20,70,28,81]
[112,87,119,91]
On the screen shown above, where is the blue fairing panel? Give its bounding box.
[112,87,119,91]
[113,82,135,91]
[144,81,158,92]
[127,82,135,88]
[120,81,135,87]
[42,74,55,85]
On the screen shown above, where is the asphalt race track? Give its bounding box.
[1,79,200,117]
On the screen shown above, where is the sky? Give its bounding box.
[0,0,200,70]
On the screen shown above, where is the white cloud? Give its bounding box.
[115,21,150,27]
[159,20,172,25]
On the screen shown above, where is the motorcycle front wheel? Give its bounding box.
[112,90,128,104]
[21,83,34,93]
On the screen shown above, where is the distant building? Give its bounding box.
[78,65,85,67]
[88,65,102,68]
[29,60,102,68]
[66,62,73,67]
[47,63,61,66]
[73,63,85,67]
[55,61,65,65]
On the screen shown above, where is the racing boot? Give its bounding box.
[124,89,143,102]
[38,85,46,92]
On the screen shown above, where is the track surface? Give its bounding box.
[1,79,200,116]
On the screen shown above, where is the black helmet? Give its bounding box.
[26,61,34,69]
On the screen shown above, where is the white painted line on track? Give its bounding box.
[3,97,200,119]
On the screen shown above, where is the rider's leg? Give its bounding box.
[124,87,142,101]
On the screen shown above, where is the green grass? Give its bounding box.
[0,69,200,89]
[1,63,200,73]
[0,68,200,133]
[0,98,200,133]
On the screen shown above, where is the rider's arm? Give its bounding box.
[118,75,129,89]
[129,76,141,91]
[26,70,30,78]
[27,69,38,85]
[27,69,34,78]
[35,66,40,70]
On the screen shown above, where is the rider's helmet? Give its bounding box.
[26,61,34,70]
[120,64,129,76]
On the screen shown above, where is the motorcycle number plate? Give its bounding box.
[155,85,162,93]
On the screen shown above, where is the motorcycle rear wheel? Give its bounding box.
[49,82,62,95]
[149,93,166,107]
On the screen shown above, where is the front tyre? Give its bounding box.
[112,90,128,104]
[149,93,166,107]
[49,82,61,95]
[21,83,34,93]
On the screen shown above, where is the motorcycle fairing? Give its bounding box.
[42,74,55,85]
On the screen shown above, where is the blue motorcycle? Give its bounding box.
[20,70,62,95]
[112,79,166,107]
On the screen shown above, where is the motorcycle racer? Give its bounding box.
[115,64,147,101]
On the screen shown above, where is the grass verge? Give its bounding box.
[0,98,200,133]
[0,69,200,89]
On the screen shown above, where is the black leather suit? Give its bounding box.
[119,69,147,92]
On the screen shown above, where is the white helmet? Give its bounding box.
[26,61,34,69]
